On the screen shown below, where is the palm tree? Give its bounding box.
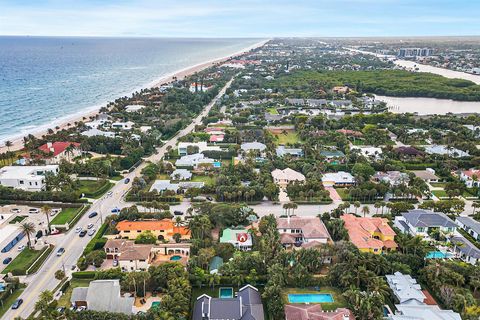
[361,206,370,217]
[353,201,361,215]
[374,202,381,215]
[367,277,391,302]
[20,222,36,248]
[42,205,52,234]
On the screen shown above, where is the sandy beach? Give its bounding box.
[0,39,268,154]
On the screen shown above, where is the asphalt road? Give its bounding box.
[2,77,234,320]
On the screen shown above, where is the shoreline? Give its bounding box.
[0,39,269,153]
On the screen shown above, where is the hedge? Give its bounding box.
[82,222,109,256]
[68,205,91,228]
[82,181,114,199]
[27,245,54,275]
[72,271,97,279]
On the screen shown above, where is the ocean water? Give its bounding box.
[0,36,262,143]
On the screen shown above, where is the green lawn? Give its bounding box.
[0,286,25,318]
[282,287,347,311]
[191,175,215,186]
[274,132,301,145]
[77,179,113,199]
[430,182,446,188]
[266,107,279,115]
[9,216,27,224]
[156,174,170,180]
[57,279,92,307]
[50,207,82,225]
[2,247,49,275]
[431,190,448,198]
[335,188,350,201]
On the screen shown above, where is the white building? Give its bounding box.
[177,142,221,156]
[0,165,59,192]
[271,168,305,187]
[321,171,355,187]
[240,141,267,153]
[450,236,480,265]
[350,146,383,160]
[459,169,480,188]
[104,239,153,271]
[386,272,426,305]
[175,153,215,168]
[124,105,146,113]
[111,121,135,130]
[394,210,457,239]
[425,145,469,158]
[456,216,480,241]
[81,128,116,138]
[170,169,192,180]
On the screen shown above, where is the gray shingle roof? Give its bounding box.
[451,236,480,259]
[456,216,480,235]
[402,210,457,228]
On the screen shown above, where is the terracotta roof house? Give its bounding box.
[276,216,331,248]
[394,146,424,158]
[34,142,81,164]
[285,304,354,320]
[459,169,480,188]
[341,214,397,254]
[104,239,153,271]
[115,219,190,242]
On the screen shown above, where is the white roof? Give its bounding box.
[271,168,305,182]
[150,180,178,192]
[241,141,267,152]
[425,145,469,157]
[351,146,383,156]
[171,169,192,179]
[81,128,115,138]
[0,165,58,180]
[322,171,355,183]
[386,272,426,305]
[391,304,461,320]
[125,104,146,112]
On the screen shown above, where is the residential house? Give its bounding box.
[111,121,135,130]
[175,153,215,169]
[394,210,457,238]
[351,146,383,160]
[285,98,305,106]
[71,280,134,314]
[320,150,346,164]
[193,285,265,320]
[284,304,354,320]
[455,216,480,241]
[394,146,424,158]
[276,146,304,157]
[149,180,204,193]
[459,169,480,187]
[411,168,439,183]
[322,171,355,187]
[81,128,116,138]
[387,304,461,320]
[36,142,81,164]
[332,86,350,94]
[209,135,224,143]
[450,236,480,265]
[425,145,469,158]
[386,272,427,305]
[373,171,409,186]
[219,228,253,251]
[271,168,305,187]
[0,165,59,192]
[336,129,363,138]
[115,219,190,242]
[341,214,397,254]
[104,239,153,271]
[124,104,146,112]
[240,141,267,153]
[170,169,192,181]
[276,216,331,249]
[177,141,221,156]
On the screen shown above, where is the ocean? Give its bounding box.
[0,36,262,144]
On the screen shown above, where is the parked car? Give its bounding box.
[107,191,113,196]
[77,306,86,312]
[28,208,40,214]
[51,208,61,216]
[88,228,96,236]
[111,208,120,213]
[69,305,77,312]
[56,248,65,256]
[75,227,82,233]
[3,257,12,265]
[113,259,118,267]
[87,223,94,229]
[11,299,23,309]
[50,229,61,235]
[79,230,87,237]
[88,212,98,218]
[174,210,184,216]
[17,245,26,251]
[206,196,213,201]
[124,178,130,184]
[10,208,21,214]
[56,306,66,314]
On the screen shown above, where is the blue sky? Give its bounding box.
[1,0,479,37]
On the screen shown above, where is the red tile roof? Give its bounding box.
[116,219,190,236]
[38,142,80,157]
[341,214,397,250]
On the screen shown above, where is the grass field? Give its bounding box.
[266,107,279,115]
[274,131,301,145]
[77,179,113,199]
[191,175,215,186]
[432,190,449,198]
[282,287,347,311]
[57,279,92,307]
[50,207,82,225]
[2,247,48,275]
[0,286,25,318]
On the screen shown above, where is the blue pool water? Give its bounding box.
[219,287,233,298]
[288,293,334,303]
[426,251,452,259]
[169,255,182,261]
[213,161,221,168]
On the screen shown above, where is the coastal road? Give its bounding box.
[2,77,235,320]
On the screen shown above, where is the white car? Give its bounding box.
[107,191,113,197]
[88,228,96,236]
[87,223,94,229]
[51,208,61,216]
[75,227,82,233]
[77,306,86,312]
[10,208,21,214]
[17,245,26,251]
[28,208,40,214]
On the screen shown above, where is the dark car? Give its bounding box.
[111,208,120,213]
[11,299,23,309]
[88,212,98,218]
[56,306,66,314]
[174,210,183,216]
[3,257,12,265]
[206,196,213,201]
[79,230,87,237]
[124,178,130,184]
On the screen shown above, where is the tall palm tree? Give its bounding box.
[42,205,52,233]
[361,206,370,218]
[20,222,36,248]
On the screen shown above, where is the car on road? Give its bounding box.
[17,245,26,251]
[174,210,183,215]
[10,208,21,214]
[206,196,213,201]
[124,178,130,184]
[3,257,12,265]
[56,248,65,256]
[87,223,94,229]
[111,208,120,213]
[28,208,40,214]
[88,212,98,218]
[107,191,113,196]
[75,227,82,233]
[79,230,87,237]
[11,299,23,309]
[56,306,66,314]
[113,259,118,267]
[88,228,96,236]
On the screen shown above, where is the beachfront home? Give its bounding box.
[394,210,457,238]
[341,214,397,254]
[124,104,146,113]
[459,169,480,187]
[81,128,116,138]
[450,236,480,265]
[410,168,439,183]
[177,141,221,156]
[0,165,59,192]
[373,171,409,186]
[104,239,153,271]
[456,216,480,241]
[271,168,306,187]
[285,304,354,320]
[71,280,134,314]
[219,228,253,251]
[170,169,192,181]
[276,216,331,249]
[111,121,135,130]
[321,171,355,187]
[115,219,190,242]
[35,142,81,164]
[425,145,469,158]
[276,146,304,157]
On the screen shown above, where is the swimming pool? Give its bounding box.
[169,255,182,261]
[219,287,233,298]
[150,301,160,309]
[288,293,334,303]
[425,251,453,259]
